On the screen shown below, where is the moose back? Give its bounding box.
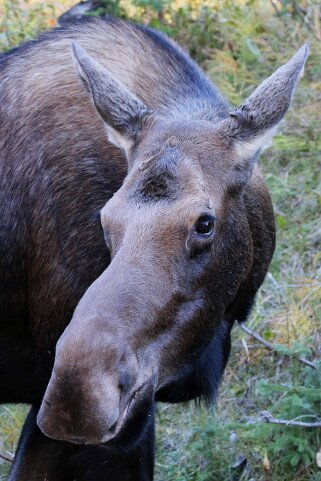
[0,17,307,481]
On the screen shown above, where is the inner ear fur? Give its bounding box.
[224,44,309,160]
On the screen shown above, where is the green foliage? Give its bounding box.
[255,366,321,471]
[132,0,169,13]
[0,0,56,50]
[0,405,28,479]
[87,0,126,18]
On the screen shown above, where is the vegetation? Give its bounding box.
[0,1,320,480]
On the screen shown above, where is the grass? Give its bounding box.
[0,1,320,480]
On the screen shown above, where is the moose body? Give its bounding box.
[0,17,307,481]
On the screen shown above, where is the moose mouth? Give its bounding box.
[122,381,149,421]
[99,380,152,445]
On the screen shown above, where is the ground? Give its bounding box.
[0,1,320,480]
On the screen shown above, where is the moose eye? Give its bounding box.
[195,214,215,236]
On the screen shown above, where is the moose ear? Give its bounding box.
[225,44,309,160]
[71,42,151,156]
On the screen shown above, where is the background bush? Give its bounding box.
[0,1,320,480]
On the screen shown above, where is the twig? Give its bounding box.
[0,452,13,463]
[267,272,281,289]
[260,410,321,428]
[237,322,318,369]
[267,272,321,289]
[299,357,319,369]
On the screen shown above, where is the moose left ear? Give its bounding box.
[71,42,151,156]
[225,44,309,160]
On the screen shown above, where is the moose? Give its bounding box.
[0,16,307,481]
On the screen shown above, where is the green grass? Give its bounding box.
[0,405,26,478]
[0,1,320,480]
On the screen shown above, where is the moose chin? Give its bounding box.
[0,15,308,481]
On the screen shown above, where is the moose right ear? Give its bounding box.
[71,42,151,156]
[224,44,309,163]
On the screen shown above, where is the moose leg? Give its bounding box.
[70,408,155,481]
[7,406,74,481]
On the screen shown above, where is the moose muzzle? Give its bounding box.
[37,326,152,444]
[37,253,160,445]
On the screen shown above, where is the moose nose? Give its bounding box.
[36,368,122,445]
[37,400,120,445]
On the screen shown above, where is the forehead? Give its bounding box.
[101,120,232,224]
[102,154,212,226]
[134,147,198,203]
[130,152,206,209]
[128,120,227,204]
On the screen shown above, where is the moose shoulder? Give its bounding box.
[0,17,307,481]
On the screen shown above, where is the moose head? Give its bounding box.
[37,43,308,446]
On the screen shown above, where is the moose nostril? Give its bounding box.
[118,371,133,394]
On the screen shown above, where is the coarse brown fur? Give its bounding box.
[0,17,307,481]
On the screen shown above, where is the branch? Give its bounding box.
[237,322,318,369]
[259,410,321,428]
[0,452,13,463]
